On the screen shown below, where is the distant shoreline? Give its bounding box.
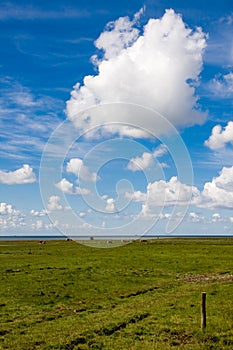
[0,235,233,241]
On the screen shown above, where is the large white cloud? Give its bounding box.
[205,121,233,150]
[126,176,200,207]
[0,164,36,184]
[66,9,207,138]
[127,166,233,211]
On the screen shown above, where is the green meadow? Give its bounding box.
[0,238,233,349]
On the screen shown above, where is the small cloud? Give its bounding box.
[55,178,73,194]
[75,187,90,195]
[159,162,169,169]
[219,14,233,25]
[205,121,233,150]
[66,158,98,182]
[32,220,43,230]
[211,213,222,222]
[81,222,92,228]
[0,202,25,229]
[127,152,153,171]
[209,72,233,98]
[47,196,63,211]
[189,212,201,222]
[153,144,168,158]
[0,202,19,215]
[30,209,47,217]
[0,164,36,184]
[125,190,147,202]
[127,144,169,172]
[55,178,90,195]
[105,198,116,212]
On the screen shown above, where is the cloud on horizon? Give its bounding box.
[126,165,233,211]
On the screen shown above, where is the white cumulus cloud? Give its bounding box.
[0,164,36,184]
[127,144,168,171]
[66,158,98,182]
[201,166,233,208]
[0,202,19,215]
[32,220,43,230]
[105,198,116,212]
[127,166,233,210]
[147,177,200,206]
[127,152,154,171]
[205,121,233,150]
[47,196,63,211]
[210,72,233,97]
[30,209,47,216]
[126,176,200,207]
[66,9,207,138]
[55,178,90,195]
[0,202,25,229]
[55,178,74,194]
[93,8,143,61]
[189,212,202,223]
[211,213,222,222]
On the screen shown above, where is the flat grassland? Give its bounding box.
[0,238,233,349]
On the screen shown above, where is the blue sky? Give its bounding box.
[0,0,233,238]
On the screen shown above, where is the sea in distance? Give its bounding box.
[0,234,232,241]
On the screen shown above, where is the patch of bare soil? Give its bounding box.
[179,273,233,283]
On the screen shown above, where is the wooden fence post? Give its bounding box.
[201,292,206,330]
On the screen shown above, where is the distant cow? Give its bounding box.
[66,238,73,241]
[39,240,46,244]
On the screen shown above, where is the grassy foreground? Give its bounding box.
[0,238,233,349]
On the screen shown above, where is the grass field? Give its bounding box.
[0,238,233,349]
